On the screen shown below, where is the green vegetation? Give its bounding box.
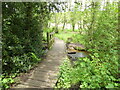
[1,1,119,89]
[2,2,46,89]
[1,2,62,89]
[55,31,76,42]
[55,1,119,89]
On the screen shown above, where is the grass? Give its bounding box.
[44,29,84,46]
[55,31,76,42]
[55,30,85,48]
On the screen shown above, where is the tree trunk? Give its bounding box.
[72,24,75,31]
[62,13,66,31]
[55,13,58,33]
[62,22,66,31]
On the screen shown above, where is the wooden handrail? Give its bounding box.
[47,32,55,49]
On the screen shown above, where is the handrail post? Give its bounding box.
[47,32,55,50]
[47,32,50,49]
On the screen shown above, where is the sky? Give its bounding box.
[1,0,118,2]
[64,0,118,11]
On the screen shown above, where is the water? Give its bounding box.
[67,51,89,67]
[67,51,89,59]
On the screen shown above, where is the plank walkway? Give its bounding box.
[12,38,66,89]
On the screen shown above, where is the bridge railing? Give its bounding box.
[47,32,55,49]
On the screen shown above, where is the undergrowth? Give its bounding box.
[56,56,119,88]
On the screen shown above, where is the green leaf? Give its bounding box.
[106,83,114,88]
[2,78,8,83]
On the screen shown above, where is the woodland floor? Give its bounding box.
[11,38,66,88]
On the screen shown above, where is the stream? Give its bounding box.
[67,51,89,58]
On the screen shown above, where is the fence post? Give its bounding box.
[47,32,50,49]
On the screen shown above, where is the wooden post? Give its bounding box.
[47,32,55,50]
[47,32,50,49]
